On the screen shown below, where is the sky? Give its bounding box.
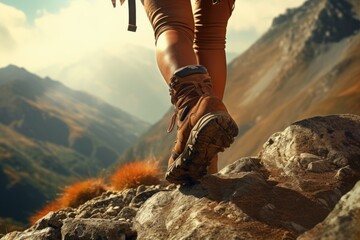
[0,0,306,122]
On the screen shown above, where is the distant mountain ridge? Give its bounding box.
[38,47,171,123]
[0,65,149,223]
[120,0,360,168]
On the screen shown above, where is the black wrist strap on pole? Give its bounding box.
[128,0,137,32]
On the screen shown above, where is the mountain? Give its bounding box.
[2,114,360,240]
[38,47,171,124]
[221,0,360,165]
[120,0,360,169]
[0,65,149,223]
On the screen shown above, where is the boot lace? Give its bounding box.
[167,79,212,133]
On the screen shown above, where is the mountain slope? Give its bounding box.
[221,0,360,165]
[0,65,149,223]
[120,0,360,169]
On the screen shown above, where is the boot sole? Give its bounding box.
[165,112,238,184]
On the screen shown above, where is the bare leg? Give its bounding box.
[196,49,227,99]
[193,0,235,99]
[193,0,235,172]
[156,30,198,85]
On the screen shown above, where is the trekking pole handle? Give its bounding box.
[128,0,137,32]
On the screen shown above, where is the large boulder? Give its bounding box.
[134,170,329,239]
[260,114,360,208]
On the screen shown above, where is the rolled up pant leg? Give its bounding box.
[142,0,196,83]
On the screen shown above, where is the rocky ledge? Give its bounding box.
[1,114,359,240]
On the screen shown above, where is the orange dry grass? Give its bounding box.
[29,200,61,225]
[110,160,161,191]
[60,179,106,208]
[29,179,106,225]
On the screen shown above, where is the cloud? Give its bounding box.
[0,3,27,25]
[0,3,29,54]
[0,0,155,70]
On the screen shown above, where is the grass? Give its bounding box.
[59,179,106,208]
[28,159,162,225]
[109,160,161,191]
[29,179,106,225]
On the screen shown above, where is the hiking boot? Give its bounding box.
[165,65,238,184]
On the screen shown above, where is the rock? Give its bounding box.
[130,189,161,208]
[122,189,137,205]
[118,207,137,220]
[134,182,254,240]
[219,157,263,175]
[260,114,360,196]
[0,189,141,240]
[104,207,119,217]
[298,153,323,168]
[2,114,360,240]
[307,160,334,173]
[133,172,328,239]
[3,227,60,240]
[34,211,66,230]
[298,181,360,240]
[136,185,147,195]
[61,218,136,240]
[335,165,356,181]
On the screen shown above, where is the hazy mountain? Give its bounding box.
[0,65,149,223]
[120,0,360,169]
[38,46,171,124]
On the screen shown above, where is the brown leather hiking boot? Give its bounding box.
[165,65,238,184]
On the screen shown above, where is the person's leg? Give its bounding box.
[142,0,197,84]
[193,0,235,173]
[142,0,238,184]
[193,0,235,99]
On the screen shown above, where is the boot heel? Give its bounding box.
[193,112,238,155]
[175,113,238,182]
[165,113,238,184]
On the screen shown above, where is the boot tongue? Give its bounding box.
[167,83,199,133]
[167,79,212,133]
[170,79,212,105]
[167,66,213,133]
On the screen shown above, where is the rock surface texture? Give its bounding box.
[1,114,360,240]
